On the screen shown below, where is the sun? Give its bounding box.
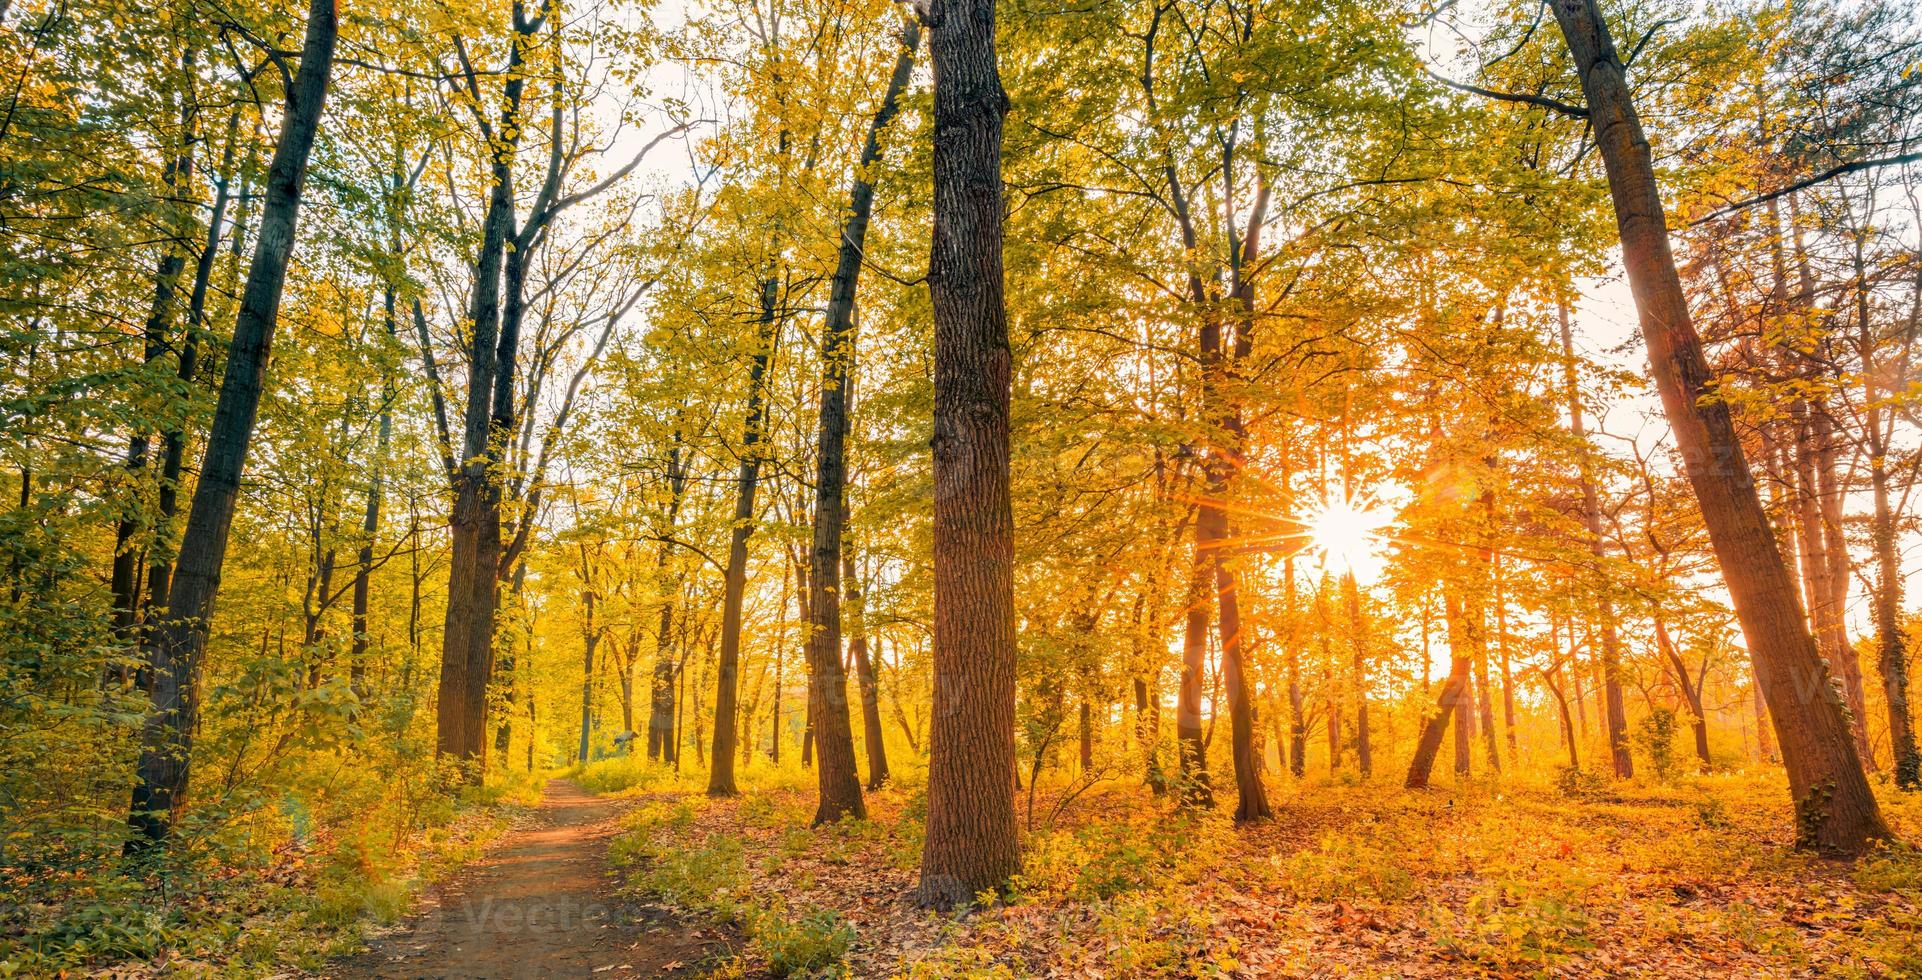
[1306,495,1392,582]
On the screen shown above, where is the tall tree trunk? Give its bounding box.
[1286,556,1305,779]
[1870,435,1919,788]
[494,563,528,757]
[648,427,688,763]
[126,0,337,850]
[1557,300,1632,777]
[708,278,781,796]
[112,50,199,656]
[915,0,1020,907]
[437,1,552,776]
[1344,572,1371,779]
[1496,566,1518,757]
[349,285,397,703]
[1474,634,1500,773]
[578,624,598,763]
[1858,232,1917,787]
[139,108,246,660]
[802,22,916,824]
[1549,0,1887,852]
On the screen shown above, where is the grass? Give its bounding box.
[599,758,1922,977]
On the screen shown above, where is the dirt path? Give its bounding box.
[328,779,728,979]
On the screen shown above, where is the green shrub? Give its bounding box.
[751,903,855,977]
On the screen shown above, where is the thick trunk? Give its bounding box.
[915,0,1020,906]
[437,3,541,775]
[1549,0,1886,852]
[708,280,780,796]
[127,0,337,850]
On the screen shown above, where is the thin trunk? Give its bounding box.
[112,50,199,654]
[848,546,889,789]
[1557,299,1631,777]
[1344,572,1371,779]
[708,279,781,796]
[1474,633,1500,774]
[648,427,687,763]
[1176,545,1213,804]
[578,584,598,764]
[139,108,245,662]
[349,285,397,703]
[1654,618,1711,772]
[1406,588,1475,790]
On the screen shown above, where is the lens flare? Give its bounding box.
[1306,496,1391,583]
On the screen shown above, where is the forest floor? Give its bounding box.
[324,780,735,979]
[587,761,1922,977]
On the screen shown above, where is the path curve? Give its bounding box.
[327,779,723,979]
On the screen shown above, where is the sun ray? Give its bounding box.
[1305,494,1393,584]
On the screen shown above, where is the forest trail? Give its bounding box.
[326,780,724,979]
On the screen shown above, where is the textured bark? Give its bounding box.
[708,279,781,797]
[1549,0,1887,852]
[127,0,337,849]
[915,0,1020,906]
[437,4,540,772]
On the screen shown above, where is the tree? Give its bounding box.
[127,0,340,850]
[914,0,1021,907]
[1546,0,1888,853]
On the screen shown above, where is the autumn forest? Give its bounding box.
[5,0,1922,975]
